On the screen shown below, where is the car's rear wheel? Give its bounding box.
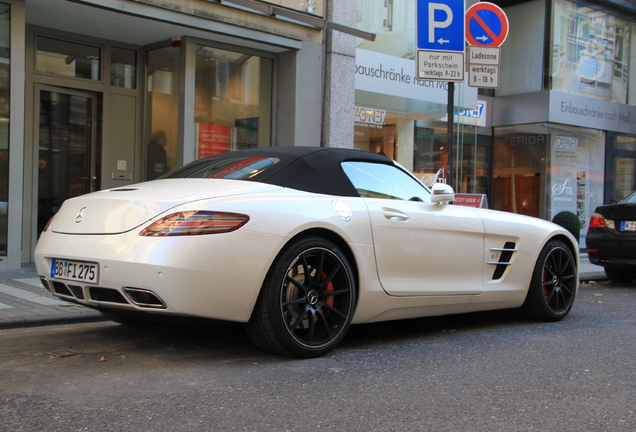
[604,266,636,283]
[521,240,577,321]
[246,236,356,358]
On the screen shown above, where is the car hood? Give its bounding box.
[48,179,282,235]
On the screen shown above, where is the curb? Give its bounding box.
[0,311,107,330]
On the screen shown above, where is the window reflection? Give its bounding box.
[342,161,431,202]
[146,46,180,181]
[111,47,136,89]
[194,45,272,159]
[551,0,633,103]
[36,36,101,81]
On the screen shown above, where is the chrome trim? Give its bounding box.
[487,261,513,266]
[123,287,167,309]
[490,247,519,252]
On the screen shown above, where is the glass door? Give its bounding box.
[37,87,98,234]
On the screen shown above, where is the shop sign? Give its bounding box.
[355,49,478,107]
[454,194,488,208]
[549,91,636,135]
[197,124,232,158]
[354,107,386,128]
[455,101,486,126]
[555,136,579,150]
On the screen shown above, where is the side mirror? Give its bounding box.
[431,183,455,204]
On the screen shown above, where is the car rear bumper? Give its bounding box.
[587,231,636,267]
[34,229,286,323]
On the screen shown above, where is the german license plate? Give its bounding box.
[621,221,636,232]
[50,259,99,283]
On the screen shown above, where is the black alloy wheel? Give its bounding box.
[521,240,577,321]
[246,236,356,358]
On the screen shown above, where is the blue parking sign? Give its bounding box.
[416,0,466,52]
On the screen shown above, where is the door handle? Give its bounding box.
[382,208,409,221]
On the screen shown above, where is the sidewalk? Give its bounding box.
[0,255,608,330]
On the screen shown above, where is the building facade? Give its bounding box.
[1,0,635,269]
[354,0,636,246]
[1,0,368,269]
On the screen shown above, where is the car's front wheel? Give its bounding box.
[521,239,577,321]
[604,266,636,283]
[246,236,356,358]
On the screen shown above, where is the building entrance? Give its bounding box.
[36,86,100,234]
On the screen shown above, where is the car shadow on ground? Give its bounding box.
[85,307,530,361]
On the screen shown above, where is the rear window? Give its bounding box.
[162,157,279,180]
[622,190,636,203]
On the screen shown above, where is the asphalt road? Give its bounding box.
[1,279,635,432]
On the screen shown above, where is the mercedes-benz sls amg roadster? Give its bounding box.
[35,146,579,357]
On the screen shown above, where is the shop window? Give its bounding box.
[111,47,136,89]
[193,45,272,158]
[494,123,605,243]
[36,36,101,81]
[356,0,414,59]
[146,46,180,180]
[551,0,634,104]
[612,135,636,201]
[0,3,8,256]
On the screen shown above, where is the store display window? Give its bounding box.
[494,123,604,243]
[551,0,635,103]
[193,45,272,159]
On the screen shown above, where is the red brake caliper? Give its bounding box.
[322,272,335,316]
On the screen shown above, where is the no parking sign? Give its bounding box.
[465,2,509,47]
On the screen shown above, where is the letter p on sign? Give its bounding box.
[429,3,453,43]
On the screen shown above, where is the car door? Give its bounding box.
[342,161,485,296]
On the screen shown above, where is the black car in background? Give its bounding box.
[587,190,636,283]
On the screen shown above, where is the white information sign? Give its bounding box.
[468,46,500,65]
[416,50,464,82]
[468,64,499,88]
[468,46,500,88]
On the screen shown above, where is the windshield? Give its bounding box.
[162,157,279,180]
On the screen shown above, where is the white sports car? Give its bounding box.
[35,147,579,357]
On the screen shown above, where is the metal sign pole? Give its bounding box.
[447,81,454,187]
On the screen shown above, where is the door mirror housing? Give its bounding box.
[431,183,455,204]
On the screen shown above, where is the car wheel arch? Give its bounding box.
[549,233,579,261]
[278,228,360,296]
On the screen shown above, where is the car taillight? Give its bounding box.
[42,215,56,232]
[588,212,614,229]
[588,213,606,228]
[140,211,249,236]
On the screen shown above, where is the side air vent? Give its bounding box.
[89,287,129,304]
[489,242,518,280]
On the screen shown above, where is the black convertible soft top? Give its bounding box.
[166,146,396,197]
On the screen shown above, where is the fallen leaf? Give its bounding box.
[100,356,107,362]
